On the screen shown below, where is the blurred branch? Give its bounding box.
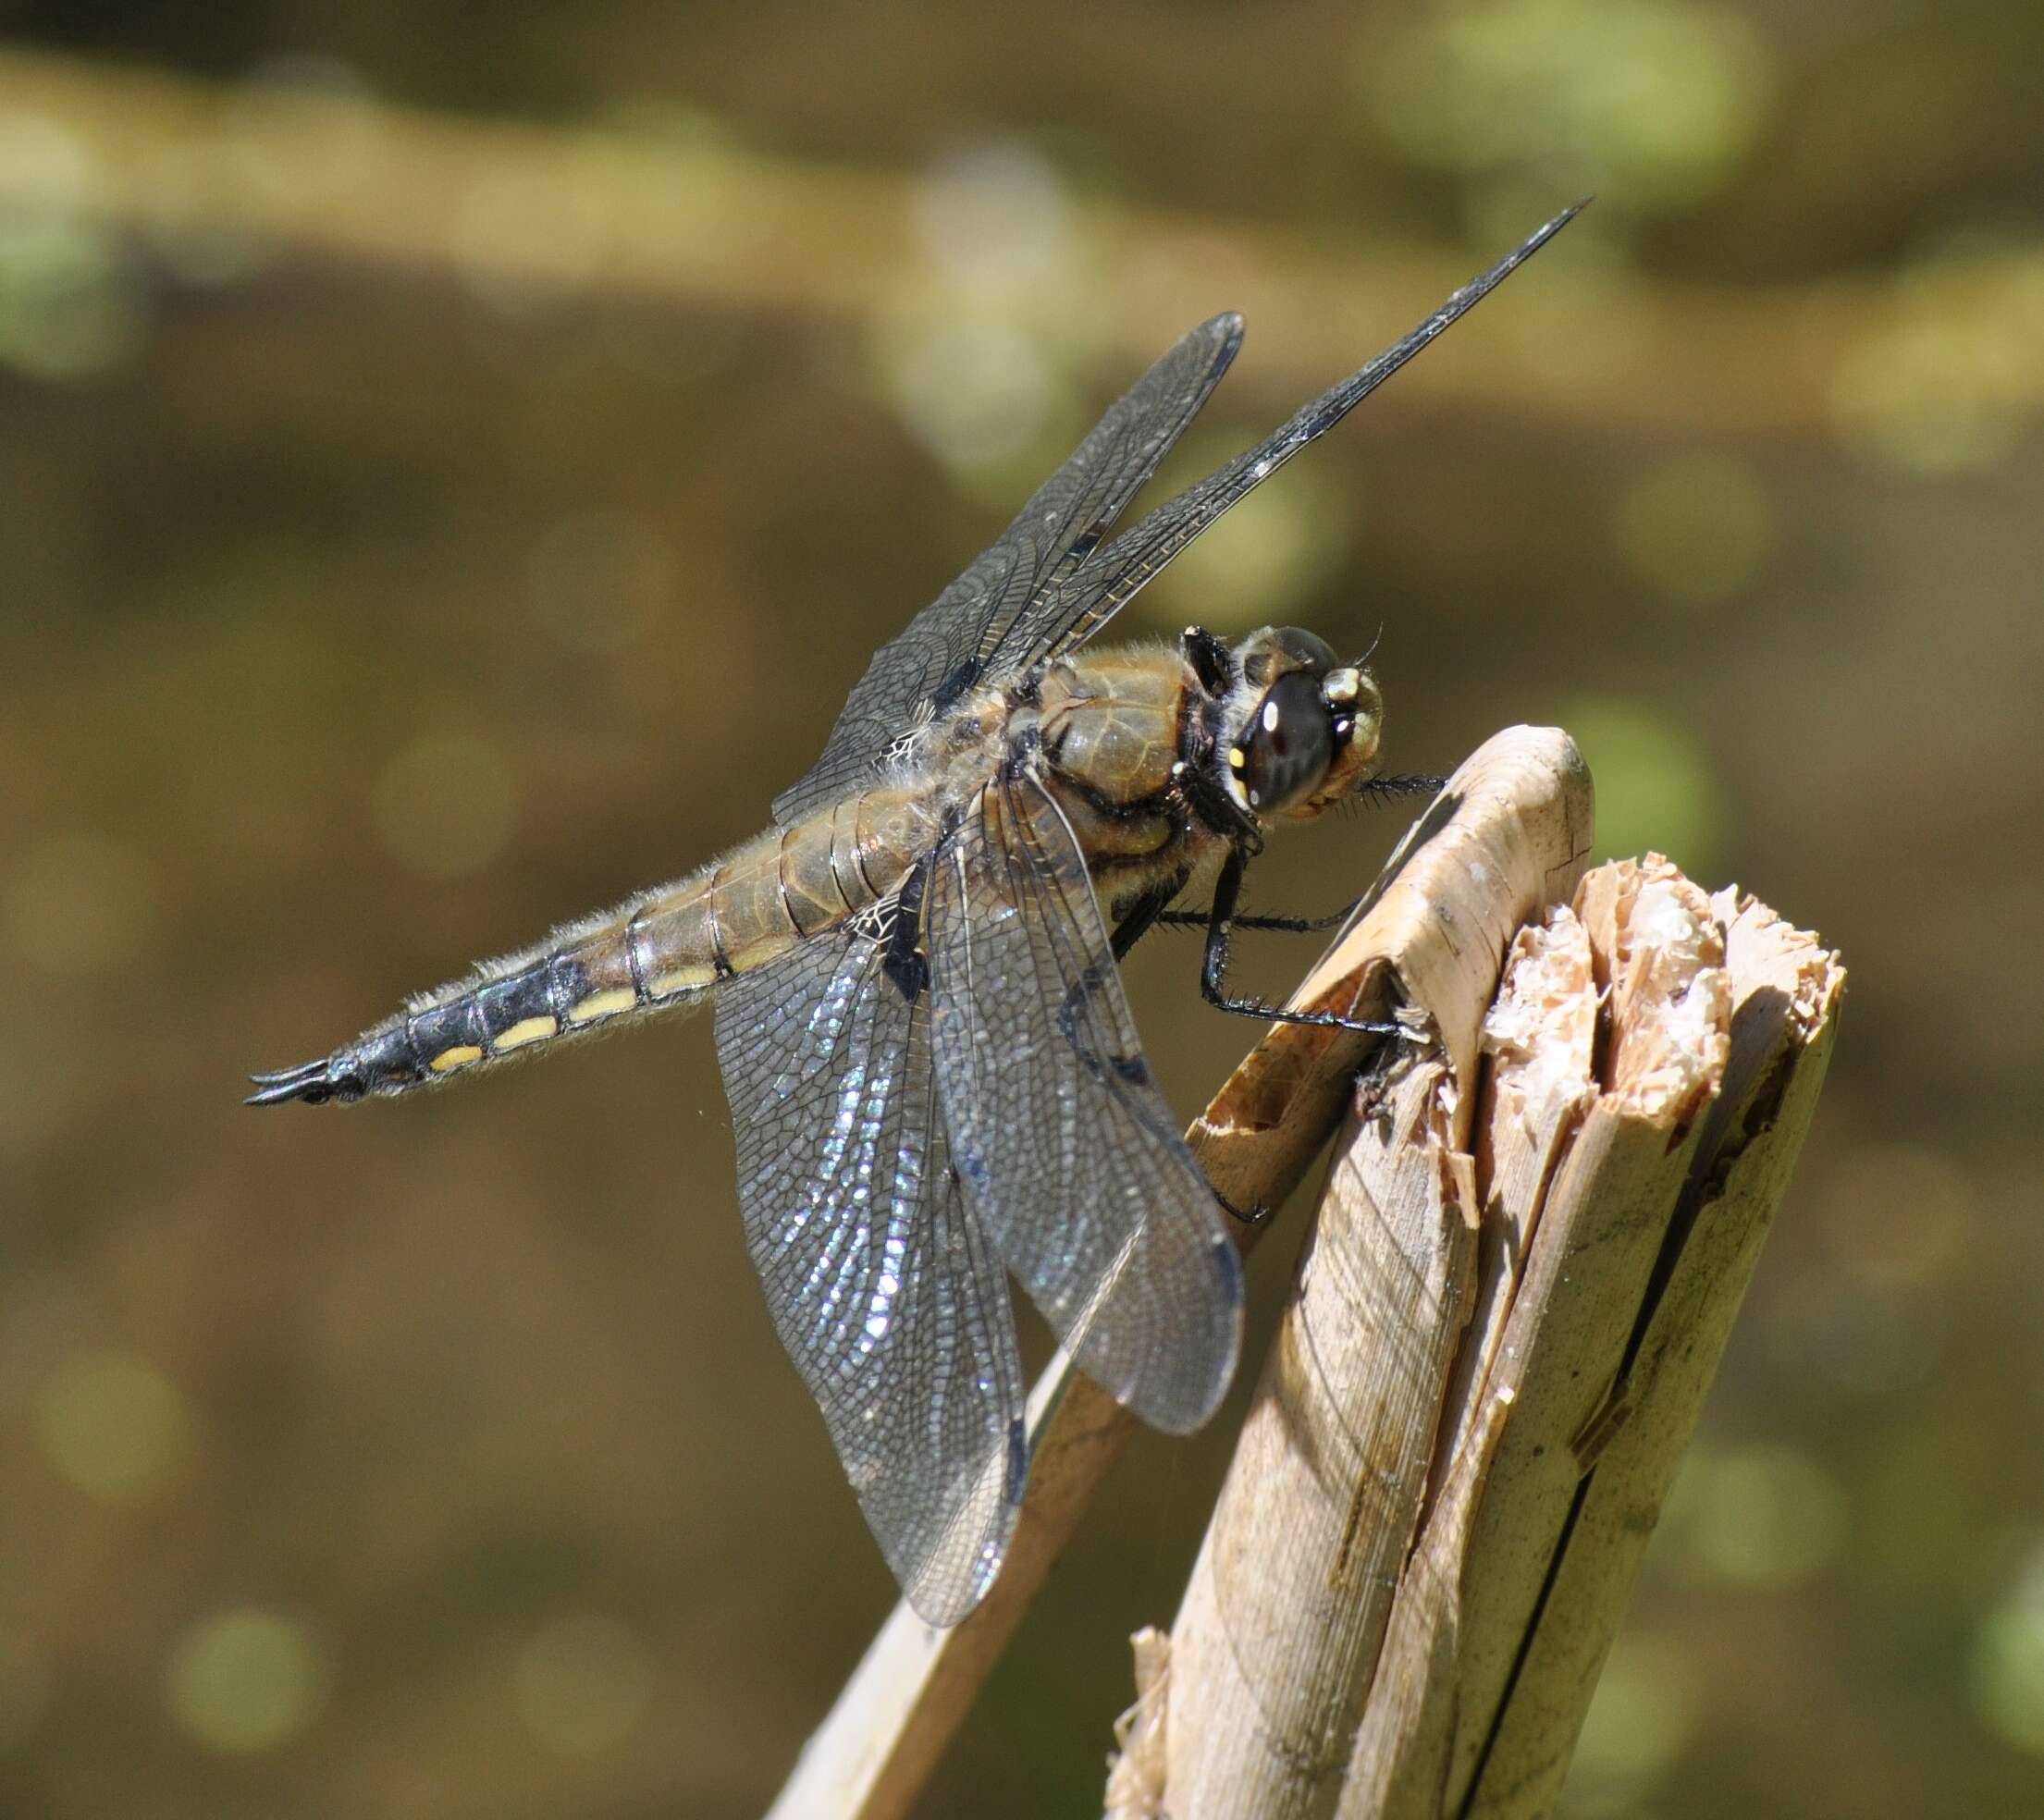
[3,47,2040,437]
[772,727,1594,1820]
[1112,854,1843,1816]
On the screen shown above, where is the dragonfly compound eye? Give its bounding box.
[1232,670,1335,814]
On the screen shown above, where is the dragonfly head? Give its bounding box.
[1220,627,1384,824]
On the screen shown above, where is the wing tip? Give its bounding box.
[1525,194,1593,253]
[1188,309,1246,376]
[895,1420,1030,1629]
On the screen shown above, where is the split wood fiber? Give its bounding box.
[1109,849,1841,1820]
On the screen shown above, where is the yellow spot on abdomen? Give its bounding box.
[647,964,717,997]
[567,988,635,1025]
[494,1015,558,1052]
[430,1044,484,1073]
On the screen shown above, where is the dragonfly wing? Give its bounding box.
[713,902,1027,1626]
[771,313,1242,826]
[1037,203,1585,666]
[775,206,1581,830]
[925,774,1243,1434]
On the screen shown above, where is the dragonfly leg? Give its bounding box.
[1169,759,1262,854]
[1047,875,1199,1082]
[1360,771,1447,801]
[1152,902,1355,934]
[1199,849,1404,1038]
[1212,1187,1274,1228]
[1151,768,1449,931]
[1108,876,1189,963]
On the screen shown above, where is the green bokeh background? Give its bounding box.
[1,5,2039,1814]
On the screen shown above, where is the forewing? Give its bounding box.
[1037,202,1585,665]
[713,905,1027,1626]
[925,775,1243,1434]
[771,313,1242,825]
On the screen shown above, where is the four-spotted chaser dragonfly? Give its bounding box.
[252,205,1579,1624]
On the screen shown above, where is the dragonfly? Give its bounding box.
[251,204,1579,1626]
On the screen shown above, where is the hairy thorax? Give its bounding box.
[909,650,1221,921]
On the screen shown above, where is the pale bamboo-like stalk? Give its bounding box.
[774,726,1594,1820]
[1113,847,1842,1819]
[1392,874,1844,1817]
[1123,737,1596,1815]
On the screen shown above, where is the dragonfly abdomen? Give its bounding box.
[250,788,935,1106]
[622,789,934,991]
[246,895,717,1105]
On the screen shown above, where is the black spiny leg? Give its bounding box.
[1053,876,1188,1062]
[1360,772,1447,804]
[1153,902,1356,935]
[1154,768,1448,964]
[1200,849,1403,1038]
[1170,759,1262,853]
[1108,878,1188,963]
[1105,873,1271,1231]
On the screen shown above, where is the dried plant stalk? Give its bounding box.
[771,726,1593,1820]
[1420,879,1843,1817]
[1120,848,1842,1820]
[1139,740,1596,1816]
[1150,1012,1480,1814]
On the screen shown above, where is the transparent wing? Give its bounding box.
[713,907,1027,1626]
[1036,203,1585,666]
[771,313,1243,825]
[925,774,1243,1433]
[775,205,1581,829]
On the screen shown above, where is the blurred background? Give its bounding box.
[0,3,2038,1815]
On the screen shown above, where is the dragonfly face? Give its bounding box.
[252,204,1581,1624]
[1219,626,1385,820]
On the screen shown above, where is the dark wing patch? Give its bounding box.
[925,774,1242,1434]
[713,902,1026,1626]
[1037,202,1586,665]
[771,313,1243,825]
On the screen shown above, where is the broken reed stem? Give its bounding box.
[770,726,1595,1820]
[1114,840,1843,1818]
